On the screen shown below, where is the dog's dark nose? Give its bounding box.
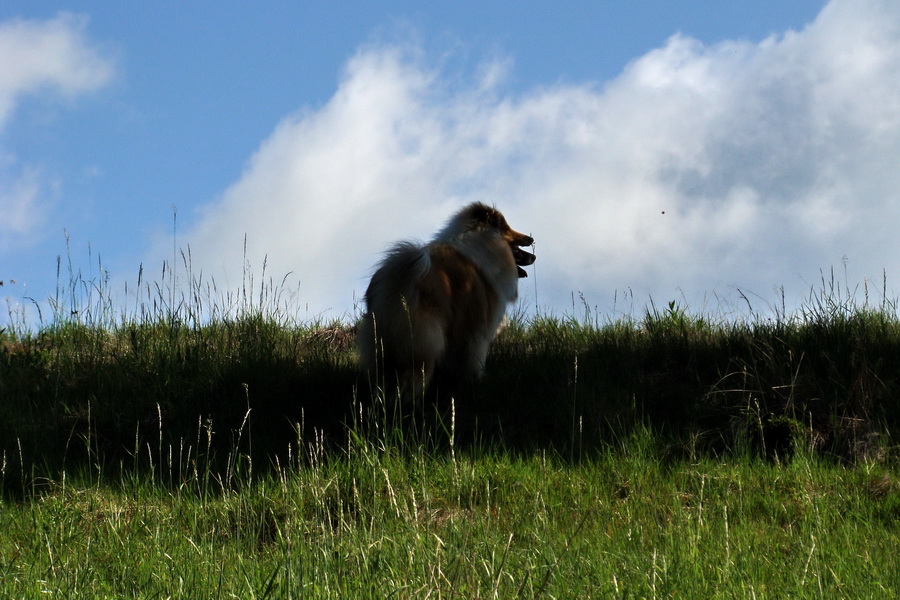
[519,235,534,246]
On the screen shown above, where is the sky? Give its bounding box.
[3,0,899,326]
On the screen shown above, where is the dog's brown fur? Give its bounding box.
[358,202,535,400]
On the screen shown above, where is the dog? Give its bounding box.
[358,202,535,402]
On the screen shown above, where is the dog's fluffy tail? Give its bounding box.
[357,242,438,388]
[369,242,432,302]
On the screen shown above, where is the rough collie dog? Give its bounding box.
[358,202,535,401]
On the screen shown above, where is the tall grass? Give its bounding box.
[2,255,899,489]
[1,253,899,596]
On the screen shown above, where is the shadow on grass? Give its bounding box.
[3,302,899,499]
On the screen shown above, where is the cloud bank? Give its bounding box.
[0,13,114,241]
[176,0,900,319]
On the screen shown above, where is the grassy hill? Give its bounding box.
[1,269,898,597]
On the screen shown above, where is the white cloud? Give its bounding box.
[0,160,42,237]
[0,12,114,241]
[175,0,900,319]
[0,12,114,127]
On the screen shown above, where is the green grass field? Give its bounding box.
[1,265,898,597]
[1,432,897,598]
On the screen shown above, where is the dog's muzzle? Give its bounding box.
[512,243,536,278]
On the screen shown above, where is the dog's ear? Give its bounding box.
[469,203,494,224]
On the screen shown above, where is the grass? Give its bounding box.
[1,258,899,597]
[1,431,897,598]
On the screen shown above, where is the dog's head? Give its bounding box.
[462,203,536,278]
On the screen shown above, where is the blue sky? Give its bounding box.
[5,0,900,325]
